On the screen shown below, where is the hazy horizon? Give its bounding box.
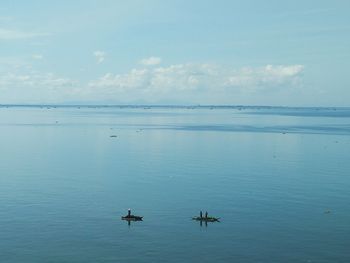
[1,103,350,108]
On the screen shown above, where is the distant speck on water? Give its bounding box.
[110,135,117,138]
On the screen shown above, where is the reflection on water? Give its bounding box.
[0,106,350,263]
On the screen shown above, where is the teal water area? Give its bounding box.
[0,106,349,262]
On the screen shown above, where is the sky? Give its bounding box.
[0,0,349,106]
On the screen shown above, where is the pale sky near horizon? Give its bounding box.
[0,0,349,106]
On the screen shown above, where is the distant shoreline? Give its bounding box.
[0,104,349,110]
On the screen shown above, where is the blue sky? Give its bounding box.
[0,0,349,106]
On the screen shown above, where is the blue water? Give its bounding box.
[0,106,350,262]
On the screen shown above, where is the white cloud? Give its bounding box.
[0,72,77,89]
[139,56,162,66]
[0,71,78,103]
[32,54,44,60]
[87,63,304,103]
[0,28,47,40]
[93,50,106,64]
[224,64,304,90]
[89,63,303,92]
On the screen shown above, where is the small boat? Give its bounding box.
[122,215,143,221]
[192,216,219,222]
[121,209,143,221]
[192,211,220,222]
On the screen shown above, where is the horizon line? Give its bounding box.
[0,104,349,109]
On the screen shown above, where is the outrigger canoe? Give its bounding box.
[192,216,220,222]
[122,209,143,221]
[192,211,220,222]
[122,215,143,221]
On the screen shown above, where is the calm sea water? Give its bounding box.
[0,106,349,263]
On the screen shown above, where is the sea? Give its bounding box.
[0,105,349,263]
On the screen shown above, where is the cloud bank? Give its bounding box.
[87,64,304,102]
[0,71,78,102]
[0,62,304,104]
